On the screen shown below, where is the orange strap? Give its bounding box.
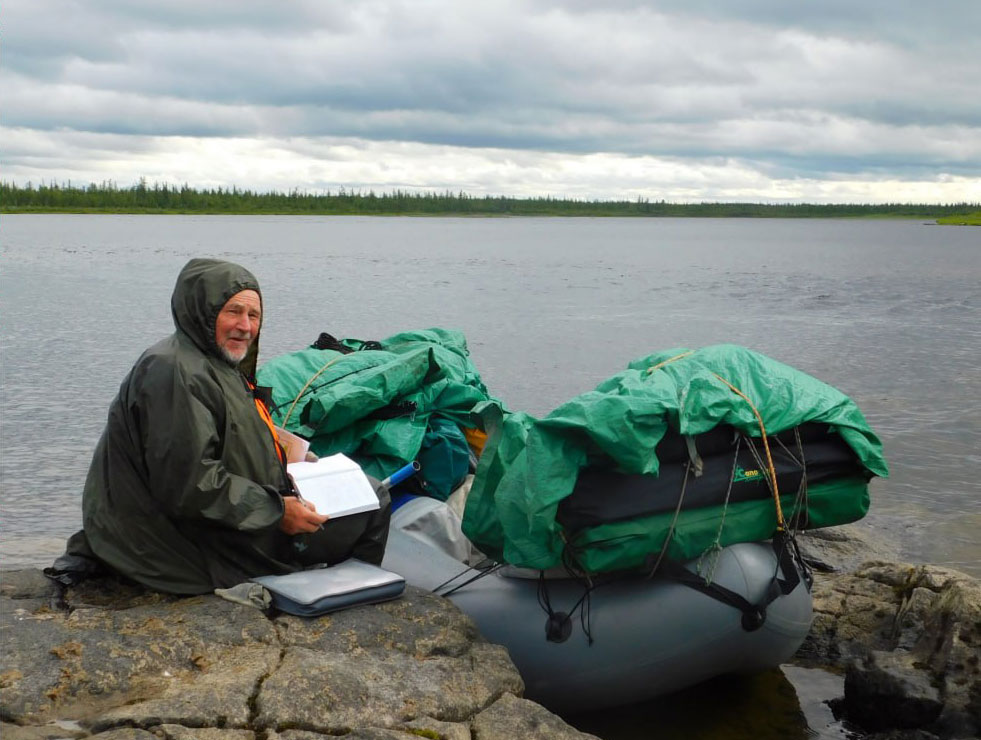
[463,426,488,456]
[250,382,286,465]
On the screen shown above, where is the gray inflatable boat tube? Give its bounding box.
[382,499,813,713]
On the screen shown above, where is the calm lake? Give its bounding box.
[2,214,978,738]
[2,214,978,576]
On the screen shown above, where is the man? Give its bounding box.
[66,258,390,594]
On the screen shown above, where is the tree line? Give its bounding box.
[2,180,976,218]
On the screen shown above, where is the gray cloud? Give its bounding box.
[3,0,979,199]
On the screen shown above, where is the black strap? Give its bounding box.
[252,384,275,407]
[311,332,353,353]
[311,332,384,353]
[537,574,595,645]
[659,531,806,632]
[433,562,503,597]
[366,400,418,421]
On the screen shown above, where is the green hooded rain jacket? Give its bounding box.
[81,259,389,594]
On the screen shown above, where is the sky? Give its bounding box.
[3,1,980,203]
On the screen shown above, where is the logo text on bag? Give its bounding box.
[733,466,763,483]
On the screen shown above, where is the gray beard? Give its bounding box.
[219,346,247,366]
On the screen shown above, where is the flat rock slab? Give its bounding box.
[1,570,597,739]
[471,693,600,740]
[845,650,943,732]
[797,559,981,738]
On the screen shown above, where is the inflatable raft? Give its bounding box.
[257,336,885,711]
[382,496,813,713]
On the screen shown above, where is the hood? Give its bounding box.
[171,258,263,377]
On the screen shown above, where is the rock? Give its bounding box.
[400,715,471,740]
[0,569,596,740]
[470,692,601,740]
[0,570,61,601]
[794,549,981,739]
[86,730,158,740]
[844,650,943,731]
[154,727,253,740]
[797,522,900,573]
[273,730,409,740]
[0,721,89,740]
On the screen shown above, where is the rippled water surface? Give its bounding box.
[2,215,979,577]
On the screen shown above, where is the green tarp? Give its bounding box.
[461,344,888,572]
[256,328,498,499]
[259,334,887,574]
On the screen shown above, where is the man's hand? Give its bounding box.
[279,495,329,535]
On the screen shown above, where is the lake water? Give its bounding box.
[1,214,978,738]
[2,214,978,577]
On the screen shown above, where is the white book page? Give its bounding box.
[287,453,379,518]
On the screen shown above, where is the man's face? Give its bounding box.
[215,289,261,365]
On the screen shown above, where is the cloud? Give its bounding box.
[3,0,979,201]
[5,127,978,204]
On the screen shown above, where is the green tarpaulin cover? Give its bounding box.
[256,328,497,499]
[259,333,886,574]
[461,344,888,572]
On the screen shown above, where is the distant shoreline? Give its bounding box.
[4,206,978,222]
[936,212,981,225]
[2,181,977,221]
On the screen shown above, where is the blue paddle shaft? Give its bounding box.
[384,461,421,488]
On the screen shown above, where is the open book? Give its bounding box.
[287,453,380,519]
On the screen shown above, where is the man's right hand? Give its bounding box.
[279,496,329,535]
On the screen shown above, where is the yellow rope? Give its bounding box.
[281,355,346,428]
[710,372,785,532]
[647,351,786,532]
[281,340,393,430]
[645,350,695,374]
